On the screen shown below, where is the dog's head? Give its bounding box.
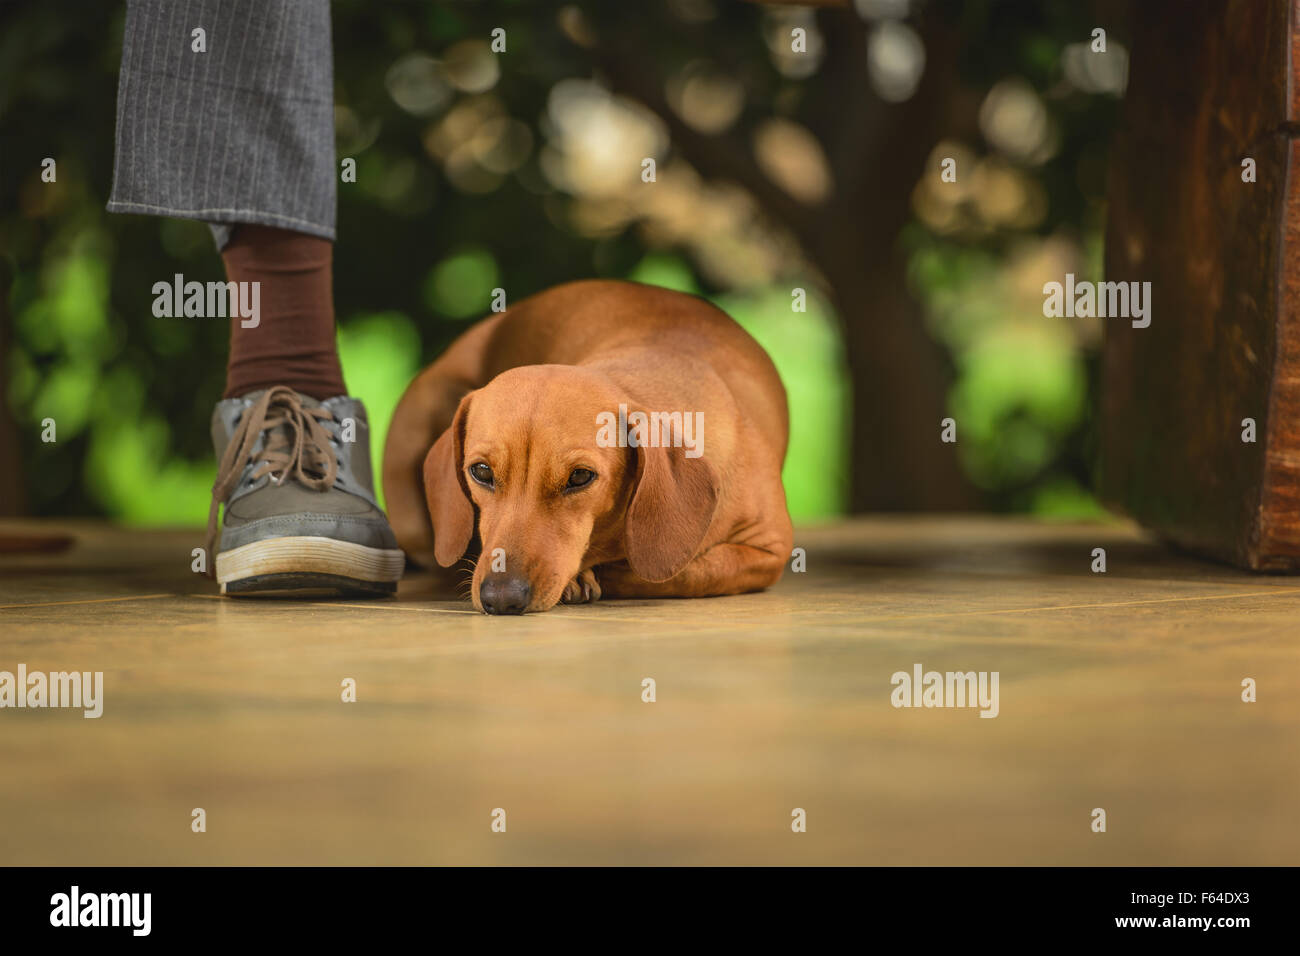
[422,365,718,614]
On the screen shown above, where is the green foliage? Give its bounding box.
[0,0,1117,524]
[336,311,423,511]
[909,238,1100,516]
[423,248,499,319]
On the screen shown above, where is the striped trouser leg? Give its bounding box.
[106,0,336,249]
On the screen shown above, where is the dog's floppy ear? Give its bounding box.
[423,393,476,567]
[624,442,720,582]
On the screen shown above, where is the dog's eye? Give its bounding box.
[566,467,595,490]
[469,462,494,488]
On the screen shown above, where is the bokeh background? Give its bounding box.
[0,0,1126,526]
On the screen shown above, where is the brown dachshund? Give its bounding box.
[382,279,793,614]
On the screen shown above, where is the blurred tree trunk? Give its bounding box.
[828,241,971,510]
[806,6,975,510]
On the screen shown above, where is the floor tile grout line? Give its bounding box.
[0,593,170,611]
[325,602,480,615]
[861,587,1300,622]
[240,585,1300,623]
[6,585,1296,621]
[278,585,1300,625]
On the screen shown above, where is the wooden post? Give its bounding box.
[1102,0,1300,570]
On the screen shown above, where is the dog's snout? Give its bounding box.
[479,574,532,615]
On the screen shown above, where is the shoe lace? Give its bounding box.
[205,386,338,577]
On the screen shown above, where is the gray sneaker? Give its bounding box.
[206,386,405,596]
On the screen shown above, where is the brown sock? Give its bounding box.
[221,224,347,401]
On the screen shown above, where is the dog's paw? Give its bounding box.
[561,568,602,604]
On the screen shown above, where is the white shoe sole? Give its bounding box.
[216,535,405,595]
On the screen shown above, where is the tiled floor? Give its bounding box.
[1,516,1296,864]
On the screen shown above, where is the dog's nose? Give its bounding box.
[479,574,531,615]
